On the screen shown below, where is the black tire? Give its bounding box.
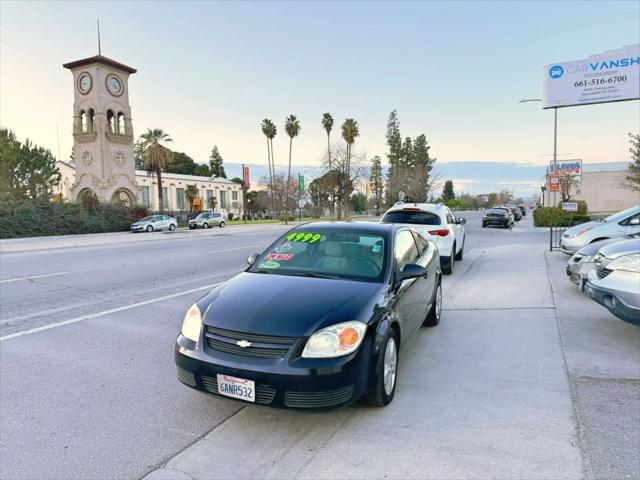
[146,225,153,232]
[365,327,398,407]
[169,223,176,231]
[482,223,487,228]
[455,239,464,261]
[203,223,209,229]
[219,221,225,228]
[424,281,442,327]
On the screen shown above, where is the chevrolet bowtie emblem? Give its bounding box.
[236,340,252,348]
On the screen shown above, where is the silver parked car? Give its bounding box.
[566,233,640,285]
[131,215,177,233]
[560,205,640,254]
[583,239,640,325]
[188,212,225,229]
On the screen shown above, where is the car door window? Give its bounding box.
[620,213,640,226]
[394,230,420,271]
[446,211,455,224]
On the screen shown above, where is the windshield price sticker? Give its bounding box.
[286,232,322,243]
[265,253,294,261]
[258,260,281,269]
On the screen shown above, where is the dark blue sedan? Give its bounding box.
[175,222,442,409]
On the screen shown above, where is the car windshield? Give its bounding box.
[487,209,506,215]
[248,228,386,282]
[196,214,209,219]
[604,205,640,223]
[381,210,441,225]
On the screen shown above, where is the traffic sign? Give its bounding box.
[298,173,304,193]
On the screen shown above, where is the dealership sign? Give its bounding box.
[552,159,583,182]
[562,202,578,212]
[548,173,560,192]
[543,44,640,108]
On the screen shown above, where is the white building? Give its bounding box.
[55,160,244,218]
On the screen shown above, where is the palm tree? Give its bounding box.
[341,119,359,217]
[321,113,334,170]
[185,184,199,212]
[138,128,174,213]
[261,119,277,213]
[284,115,301,225]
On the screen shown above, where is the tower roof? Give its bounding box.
[63,55,137,74]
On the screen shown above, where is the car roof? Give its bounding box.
[294,220,401,235]
[384,202,446,213]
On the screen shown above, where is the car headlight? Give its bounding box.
[606,254,640,273]
[301,321,367,358]
[181,303,203,342]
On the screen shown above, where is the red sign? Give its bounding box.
[242,165,250,189]
[549,172,560,192]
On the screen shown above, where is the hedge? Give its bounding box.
[0,200,148,239]
[533,202,590,227]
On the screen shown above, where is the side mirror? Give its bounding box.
[629,218,640,226]
[150,219,156,223]
[456,218,466,225]
[396,263,427,282]
[247,253,260,265]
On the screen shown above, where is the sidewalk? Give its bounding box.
[0,223,297,254]
[145,242,587,479]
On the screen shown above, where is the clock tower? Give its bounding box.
[63,55,139,204]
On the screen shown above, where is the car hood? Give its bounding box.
[597,238,640,260]
[201,272,382,337]
[564,219,603,237]
[576,237,622,257]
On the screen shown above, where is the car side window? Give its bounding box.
[413,232,429,255]
[446,211,454,224]
[394,230,420,271]
[620,213,640,226]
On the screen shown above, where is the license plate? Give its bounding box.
[217,374,255,403]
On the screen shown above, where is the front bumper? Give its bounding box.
[482,218,509,227]
[130,225,145,232]
[585,271,640,326]
[175,334,375,409]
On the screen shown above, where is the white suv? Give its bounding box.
[381,203,466,274]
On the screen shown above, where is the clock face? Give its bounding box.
[77,72,92,94]
[106,75,123,96]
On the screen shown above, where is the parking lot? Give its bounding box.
[1,212,638,479]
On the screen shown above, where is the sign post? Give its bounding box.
[298,174,304,221]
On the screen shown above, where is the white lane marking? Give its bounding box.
[207,245,263,254]
[1,269,242,325]
[0,271,69,284]
[0,282,221,342]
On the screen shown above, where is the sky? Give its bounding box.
[1,0,639,197]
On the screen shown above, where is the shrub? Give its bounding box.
[533,206,590,227]
[0,200,148,238]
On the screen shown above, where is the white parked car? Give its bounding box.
[560,205,640,254]
[130,215,177,233]
[381,202,466,274]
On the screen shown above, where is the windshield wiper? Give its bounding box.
[300,272,342,280]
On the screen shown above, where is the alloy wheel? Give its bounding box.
[383,337,397,396]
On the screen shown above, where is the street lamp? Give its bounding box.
[519,98,558,206]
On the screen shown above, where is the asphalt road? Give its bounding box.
[1,212,638,479]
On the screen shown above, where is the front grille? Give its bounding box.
[205,326,297,359]
[176,367,196,387]
[284,385,355,409]
[596,266,612,279]
[201,375,276,405]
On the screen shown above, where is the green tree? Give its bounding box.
[261,119,276,210]
[322,113,334,169]
[350,192,367,214]
[185,184,199,212]
[386,109,403,169]
[341,118,359,218]
[284,115,301,224]
[442,180,455,203]
[401,137,413,167]
[625,133,640,192]
[369,155,384,215]
[169,151,209,176]
[137,128,174,213]
[209,146,226,178]
[0,129,61,201]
